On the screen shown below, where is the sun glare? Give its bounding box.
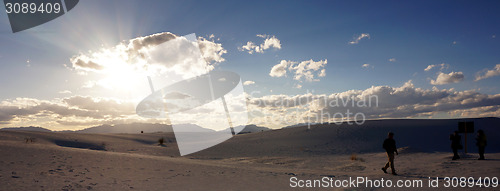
[85,47,152,99]
[99,65,143,91]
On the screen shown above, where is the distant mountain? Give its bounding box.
[76,123,214,134]
[173,123,215,133]
[76,123,172,134]
[0,126,52,132]
[223,124,271,134]
[239,124,270,134]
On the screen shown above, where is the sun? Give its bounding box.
[98,65,144,91]
[84,48,152,99]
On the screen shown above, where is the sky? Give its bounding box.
[0,0,500,130]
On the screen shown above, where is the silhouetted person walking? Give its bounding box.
[382,132,398,175]
[450,131,462,160]
[475,130,487,160]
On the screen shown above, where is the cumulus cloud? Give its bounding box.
[269,60,292,78]
[424,63,448,71]
[240,42,260,54]
[362,64,372,68]
[243,81,255,85]
[430,72,465,85]
[197,36,227,63]
[0,96,141,130]
[3,83,500,129]
[270,59,327,82]
[71,32,177,72]
[389,58,396,62]
[475,64,500,81]
[246,81,500,127]
[70,32,226,80]
[239,34,281,54]
[0,93,248,130]
[67,32,229,99]
[349,33,370,44]
[290,59,327,82]
[318,69,326,77]
[72,58,103,71]
[424,65,435,71]
[261,36,281,50]
[63,96,134,114]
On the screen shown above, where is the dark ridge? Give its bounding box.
[0,126,52,132]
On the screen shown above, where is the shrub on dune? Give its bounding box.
[158,137,165,146]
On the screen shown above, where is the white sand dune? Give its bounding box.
[0,118,499,190]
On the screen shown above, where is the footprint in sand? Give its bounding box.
[441,161,459,168]
[337,164,366,172]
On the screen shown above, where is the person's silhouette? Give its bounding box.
[475,130,487,160]
[382,132,398,175]
[450,131,462,160]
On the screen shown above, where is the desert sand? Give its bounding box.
[1,119,499,190]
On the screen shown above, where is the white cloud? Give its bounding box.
[430,72,465,85]
[424,63,448,72]
[389,58,396,62]
[261,36,281,50]
[70,32,226,79]
[246,81,500,128]
[59,90,72,94]
[68,32,228,96]
[318,69,326,77]
[290,59,328,82]
[240,41,261,54]
[243,81,255,85]
[439,63,449,70]
[269,60,292,78]
[475,64,500,81]
[256,34,267,38]
[349,33,370,44]
[424,65,435,71]
[270,59,327,83]
[0,96,141,129]
[197,36,227,64]
[239,34,281,54]
[362,64,371,68]
[3,82,500,130]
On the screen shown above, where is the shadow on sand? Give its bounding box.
[54,140,106,151]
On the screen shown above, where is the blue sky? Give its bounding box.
[1,0,500,130]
